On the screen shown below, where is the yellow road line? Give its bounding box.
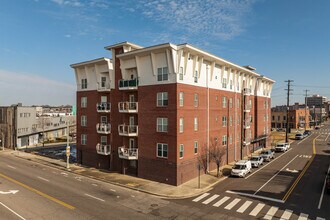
[282,138,316,201]
[0,172,75,210]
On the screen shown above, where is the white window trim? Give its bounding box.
[157,143,168,158]
[157,117,168,132]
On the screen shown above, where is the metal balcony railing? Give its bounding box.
[96,144,111,155]
[97,82,111,92]
[118,147,138,160]
[96,102,111,113]
[118,124,138,136]
[118,102,138,113]
[96,123,111,134]
[118,78,138,90]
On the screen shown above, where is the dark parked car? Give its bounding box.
[303,130,311,137]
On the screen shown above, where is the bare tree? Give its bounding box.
[209,139,226,178]
[197,144,208,174]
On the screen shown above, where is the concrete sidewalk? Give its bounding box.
[2,149,229,199]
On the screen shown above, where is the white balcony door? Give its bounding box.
[129,116,134,126]
[101,76,106,87]
[129,95,135,103]
[129,138,135,149]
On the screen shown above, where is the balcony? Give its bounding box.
[118,78,138,90]
[118,102,138,113]
[118,124,138,136]
[118,147,138,160]
[96,123,111,134]
[96,144,111,155]
[96,102,111,113]
[97,82,111,92]
[243,88,251,96]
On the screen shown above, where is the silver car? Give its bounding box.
[250,156,264,168]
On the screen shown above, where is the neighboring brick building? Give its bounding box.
[71,42,275,186]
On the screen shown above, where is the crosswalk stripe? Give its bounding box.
[224,198,241,210]
[236,200,252,213]
[264,206,278,220]
[202,194,219,204]
[249,203,265,216]
[298,213,308,220]
[192,193,210,202]
[280,209,293,220]
[213,196,230,207]
[316,217,325,220]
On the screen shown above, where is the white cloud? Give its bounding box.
[51,0,84,7]
[64,34,71,38]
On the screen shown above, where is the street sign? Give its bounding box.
[66,146,70,157]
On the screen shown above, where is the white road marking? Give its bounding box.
[110,189,116,192]
[318,164,330,209]
[37,176,50,182]
[224,198,241,210]
[84,193,105,202]
[0,190,19,195]
[236,200,252,213]
[263,206,278,220]
[0,202,26,220]
[280,209,293,220]
[226,190,284,203]
[213,196,230,207]
[254,155,299,195]
[7,165,16,169]
[202,194,219,204]
[192,193,210,202]
[245,148,292,179]
[325,133,330,141]
[249,203,265,216]
[297,213,308,220]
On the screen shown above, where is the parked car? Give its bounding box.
[260,149,275,162]
[231,160,252,178]
[326,170,330,194]
[303,130,311,137]
[295,133,304,140]
[250,156,264,168]
[275,143,288,152]
[285,142,290,149]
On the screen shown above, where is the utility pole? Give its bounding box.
[304,89,309,130]
[285,80,293,143]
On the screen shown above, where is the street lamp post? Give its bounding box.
[66,122,70,169]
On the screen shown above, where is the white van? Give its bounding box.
[231,160,252,177]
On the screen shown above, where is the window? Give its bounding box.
[101,116,107,123]
[81,78,87,89]
[157,143,168,158]
[222,135,227,146]
[81,115,87,126]
[222,78,227,88]
[179,118,184,133]
[229,116,233,126]
[237,98,240,108]
[157,92,168,107]
[222,97,227,108]
[230,80,233,90]
[179,92,184,107]
[101,136,107,145]
[194,117,198,131]
[237,82,240,91]
[229,98,233,108]
[157,118,168,132]
[179,67,183,80]
[81,97,87,108]
[229,135,233,144]
[81,134,87,145]
[101,96,107,103]
[179,144,184,158]
[157,67,168,81]
[101,76,107,87]
[194,93,199,107]
[222,116,227,127]
[194,70,198,83]
[194,141,198,154]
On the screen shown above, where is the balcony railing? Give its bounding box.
[96,102,111,113]
[118,102,138,113]
[118,78,138,90]
[243,88,251,96]
[118,147,138,160]
[118,124,138,136]
[96,123,111,134]
[96,144,111,155]
[97,82,111,92]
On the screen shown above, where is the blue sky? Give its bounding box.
[1,0,330,106]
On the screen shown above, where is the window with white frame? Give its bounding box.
[179,118,184,133]
[222,116,227,127]
[157,118,168,132]
[222,135,227,146]
[81,134,87,145]
[194,117,198,131]
[81,97,87,108]
[157,92,168,107]
[230,80,233,90]
[101,136,107,145]
[179,67,183,80]
[179,92,184,107]
[194,141,198,154]
[157,67,168,81]
[194,93,199,107]
[81,115,87,126]
[229,116,233,126]
[229,98,233,108]
[157,143,168,158]
[81,78,87,89]
[222,96,227,108]
[179,144,184,158]
[222,78,227,88]
[194,70,198,83]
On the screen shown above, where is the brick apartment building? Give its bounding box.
[71,42,274,186]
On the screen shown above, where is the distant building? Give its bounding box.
[306,94,327,108]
